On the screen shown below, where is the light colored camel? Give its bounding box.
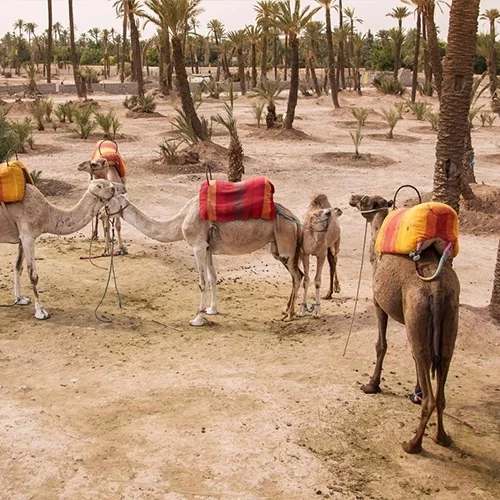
[105,193,303,326]
[299,194,342,318]
[0,179,119,319]
[78,157,127,255]
[349,194,460,454]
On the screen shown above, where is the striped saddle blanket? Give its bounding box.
[91,140,127,179]
[375,202,459,258]
[199,176,276,222]
[0,160,33,203]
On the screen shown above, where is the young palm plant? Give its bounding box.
[427,110,440,131]
[349,127,363,159]
[252,102,265,127]
[251,78,284,129]
[381,108,401,138]
[95,110,122,139]
[410,100,429,120]
[393,101,408,119]
[351,107,369,127]
[28,99,47,131]
[73,105,97,139]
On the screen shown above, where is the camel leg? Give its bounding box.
[101,214,111,256]
[13,243,30,305]
[299,253,310,316]
[114,217,127,255]
[21,236,48,320]
[433,355,453,447]
[190,245,209,326]
[402,357,435,454]
[323,249,335,300]
[91,214,99,240]
[313,254,326,318]
[332,241,341,294]
[205,252,218,316]
[362,301,388,394]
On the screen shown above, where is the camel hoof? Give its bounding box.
[114,248,128,256]
[15,296,30,306]
[35,309,49,320]
[322,294,333,300]
[281,313,294,322]
[433,432,452,447]
[205,306,218,316]
[401,441,422,454]
[313,311,321,319]
[361,384,381,394]
[334,287,341,294]
[190,314,206,327]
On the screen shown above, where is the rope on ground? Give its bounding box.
[343,219,369,357]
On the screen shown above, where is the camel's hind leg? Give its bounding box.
[190,244,209,326]
[13,243,30,305]
[312,254,326,318]
[91,214,99,240]
[299,253,310,316]
[433,355,453,447]
[324,243,340,299]
[205,252,218,316]
[21,236,48,319]
[113,217,127,255]
[362,300,388,394]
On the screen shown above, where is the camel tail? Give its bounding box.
[429,294,443,378]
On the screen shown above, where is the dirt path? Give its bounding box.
[1,89,499,499]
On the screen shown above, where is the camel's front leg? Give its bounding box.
[21,236,48,320]
[313,254,326,318]
[13,243,30,305]
[190,245,209,326]
[299,253,310,316]
[114,217,127,255]
[205,252,218,316]
[101,213,111,256]
[361,300,388,394]
[91,214,99,240]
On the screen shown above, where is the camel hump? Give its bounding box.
[0,160,33,203]
[309,194,332,209]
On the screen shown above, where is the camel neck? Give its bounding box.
[44,191,102,235]
[368,210,388,265]
[120,202,185,243]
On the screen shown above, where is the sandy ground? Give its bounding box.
[0,87,499,500]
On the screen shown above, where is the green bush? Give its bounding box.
[95,110,121,139]
[372,74,406,96]
[351,107,370,127]
[73,105,97,139]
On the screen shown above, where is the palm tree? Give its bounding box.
[303,21,324,97]
[68,0,86,98]
[343,7,363,81]
[102,29,111,78]
[113,0,128,83]
[480,8,500,98]
[246,24,262,89]
[432,0,480,213]
[272,0,320,129]
[255,1,276,82]
[402,1,423,103]
[127,0,145,96]
[336,0,345,88]
[47,0,53,83]
[351,32,365,96]
[227,30,247,95]
[387,6,410,80]
[207,19,229,80]
[13,19,24,39]
[53,22,62,43]
[491,239,500,320]
[24,22,37,45]
[316,0,339,109]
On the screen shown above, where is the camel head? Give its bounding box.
[349,194,393,221]
[78,157,109,175]
[88,179,124,203]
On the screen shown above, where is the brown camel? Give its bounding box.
[78,157,126,255]
[105,193,303,326]
[349,194,460,454]
[0,179,119,319]
[299,194,342,318]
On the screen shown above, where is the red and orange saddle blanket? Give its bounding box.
[199,176,276,222]
[0,160,33,203]
[91,140,127,180]
[375,202,459,260]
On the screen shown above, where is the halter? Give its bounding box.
[105,201,130,218]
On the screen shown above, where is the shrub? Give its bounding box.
[123,93,156,113]
[95,110,121,139]
[171,107,199,145]
[9,117,33,153]
[418,81,434,97]
[410,101,429,120]
[351,107,370,127]
[250,78,284,106]
[73,105,97,139]
[393,101,408,119]
[427,110,439,131]
[44,98,53,122]
[30,169,42,185]
[252,102,265,127]
[4,71,12,78]
[202,79,223,99]
[159,139,182,161]
[381,108,400,139]
[349,127,363,159]
[28,98,47,131]
[372,74,406,96]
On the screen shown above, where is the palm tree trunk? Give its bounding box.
[159,37,167,95]
[488,20,498,97]
[411,12,421,103]
[128,10,144,97]
[325,7,340,109]
[338,0,345,89]
[166,31,172,91]
[274,35,278,80]
[172,35,206,141]
[432,0,480,213]
[284,35,288,81]
[237,48,246,95]
[284,35,299,129]
[120,4,127,83]
[309,59,321,97]
[260,29,268,81]
[422,20,432,86]
[424,4,443,99]
[393,20,402,81]
[68,0,86,98]
[251,43,257,88]
[491,239,500,320]
[47,0,53,83]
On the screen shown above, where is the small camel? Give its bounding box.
[105,193,303,326]
[0,179,120,319]
[78,157,127,255]
[299,194,342,318]
[349,194,460,454]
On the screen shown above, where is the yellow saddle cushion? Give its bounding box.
[375,202,459,258]
[0,160,33,203]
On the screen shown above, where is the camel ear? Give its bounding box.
[387,200,394,207]
[78,160,91,171]
[334,207,343,217]
[113,182,127,195]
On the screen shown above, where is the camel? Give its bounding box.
[78,157,127,255]
[105,193,303,326]
[299,194,342,318]
[0,179,120,319]
[349,194,460,454]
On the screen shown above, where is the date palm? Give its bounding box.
[47,0,53,83]
[303,21,324,97]
[113,0,129,83]
[207,19,228,80]
[246,24,262,89]
[343,7,363,83]
[491,240,500,320]
[480,8,500,98]
[432,0,480,213]
[13,19,24,39]
[68,0,86,98]
[315,0,339,108]
[227,29,247,95]
[272,0,320,129]
[387,6,410,80]
[255,0,276,82]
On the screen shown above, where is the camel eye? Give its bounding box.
[372,201,379,209]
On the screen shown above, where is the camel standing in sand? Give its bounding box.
[0,179,119,319]
[349,194,460,454]
[78,157,126,255]
[105,193,303,326]
[299,194,342,318]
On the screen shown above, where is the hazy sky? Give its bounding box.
[0,0,496,41]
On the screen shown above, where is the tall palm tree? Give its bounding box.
[273,0,320,129]
[24,22,37,45]
[303,21,324,97]
[207,19,228,80]
[432,0,480,213]
[47,0,53,83]
[491,239,500,320]
[102,29,111,78]
[113,0,128,83]
[343,7,362,80]
[255,0,276,82]
[68,0,86,98]
[127,0,145,96]
[387,6,410,80]
[402,0,423,103]
[227,30,247,95]
[480,8,500,97]
[246,24,262,89]
[316,0,339,109]
[13,19,24,39]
